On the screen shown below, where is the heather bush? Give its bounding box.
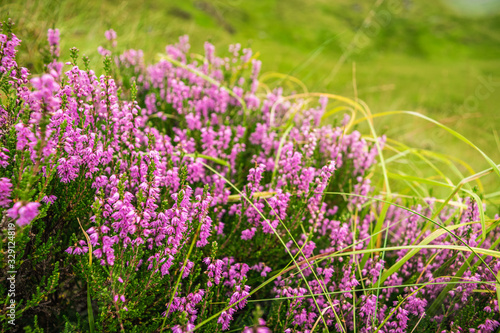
[1,20,499,332]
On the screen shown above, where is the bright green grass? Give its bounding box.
[2,0,500,194]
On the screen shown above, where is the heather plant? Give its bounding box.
[0,20,500,333]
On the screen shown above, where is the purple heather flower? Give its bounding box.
[98,46,111,57]
[0,178,13,207]
[7,201,41,227]
[242,318,271,333]
[104,29,117,48]
[104,29,117,42]
[478,319,500,333]
[0,148,9,167]
[172,323,195,333]
[47,29,60,57]
[47,29,60,46]
[241,227,256,240]
[41,195,57,204]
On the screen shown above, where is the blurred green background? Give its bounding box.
[2,0,500,193]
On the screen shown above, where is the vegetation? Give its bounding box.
[0,1,499,332]
[2,0,500,185]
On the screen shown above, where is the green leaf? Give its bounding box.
[87,283,95,333]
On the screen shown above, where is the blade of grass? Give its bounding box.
[258,72,309,93]
[379,138,456,188]
[87,285,95,333]
[186,153,231,175]
[386,171,454,189]
[378,192,467,209]
[485,191,500,199]
[493,129,500,155]
[354,110,500,177]
[497,270,500,315]
[227,191,276,202]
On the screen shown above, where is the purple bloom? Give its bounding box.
[0,178,13,207]
[47,29,59,46]
[41,195,57,204]
[172,323,194,333]
[0,148,9,167]
[104,29,117,42]
[98,46,111,57]
[7,201,40,227]
[241,227,256,240]
[47,29,60,57]
[104,29,117,48]
[242,318,271,333]
[478,319,500,333]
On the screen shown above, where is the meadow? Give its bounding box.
[1,0,500,332]
[4,0,500,179]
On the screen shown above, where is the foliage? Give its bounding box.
[0,21,499,333]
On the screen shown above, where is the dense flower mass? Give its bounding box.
[0,21,499,332]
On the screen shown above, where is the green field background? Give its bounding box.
[2,0,500,193]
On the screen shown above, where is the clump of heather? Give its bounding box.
[1,20,499,333]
